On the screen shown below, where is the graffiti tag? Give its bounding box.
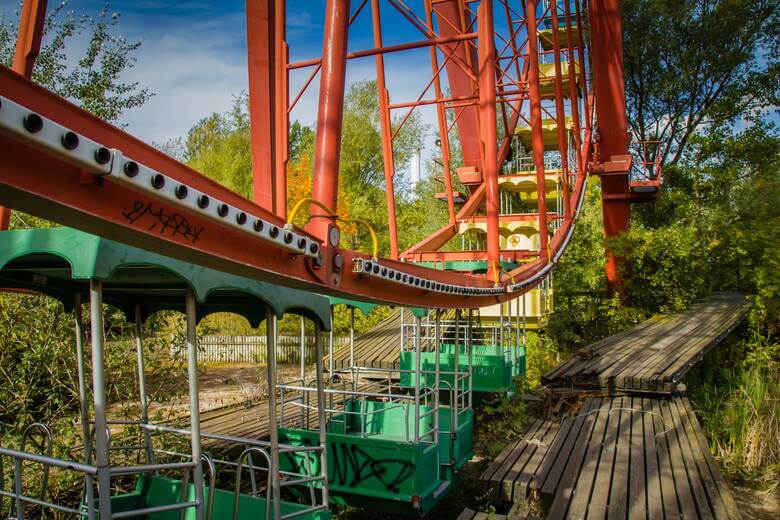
[122,200,204,244]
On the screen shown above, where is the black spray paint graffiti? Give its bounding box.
[122,200,204,244]
[283,440,415,494]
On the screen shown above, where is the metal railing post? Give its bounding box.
[467,309,473,410]
[89,280,112,520]
[72,294,90,458]
[133,305,154,465]
[299,316,306,428]
[414,315,422,443]
[265,309,281,519]
[349,307,355,368]
[314,322,330,509]
[453,309,460,430]
[185,288,205,520]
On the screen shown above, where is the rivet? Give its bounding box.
[23,113,43,133]
[123,161,139,177]
[197,195,210,208]
[236,212,247,225]
[217,204,229,217]
[175,185,188,199]
[94,147,111,165]
[150,174,165,189]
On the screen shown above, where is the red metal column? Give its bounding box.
[549,2,572,219]
[308,0,350,244]
[273,0,288,218]
[370,0,399,259]
[425,0,456,225]
[589,0,631,289]
[246,0,277,213]
[477,0,500,280]
[563,0,582,175]
[525,0,550,259]
[432,0,481,170]
[1,0,47,230]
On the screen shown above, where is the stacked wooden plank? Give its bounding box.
[475,293,749,519]
[478,419,560,504]
[324,310,404,370]
[533,395,740,519]
[542,293,750,392]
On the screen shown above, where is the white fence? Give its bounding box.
[192,335,350,364]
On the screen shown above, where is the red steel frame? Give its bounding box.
[0,0,651,306]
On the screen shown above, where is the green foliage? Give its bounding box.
[0,2,152,123]
[622,0,779,165]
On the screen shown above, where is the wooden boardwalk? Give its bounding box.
[536,394,739,519]
[542,293,750,392]
[475,293,749,519]
[324,309,406,370]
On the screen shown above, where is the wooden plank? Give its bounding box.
[456,508,476,520]
[660,397,699,519]
[565,396,612,519]
[667,394,716,519]
[627,396,647,519]
[651,397,681,519]
[545,397,603,518]
[512,418,559,502]
[587,396,622,519]
[641,396,663,519]
[607,396,632,519]
[678,396,742,520]
[480,419,546,502]
[538,397,599,510]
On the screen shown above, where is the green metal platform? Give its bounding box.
[111,475,330,519]
[278,400,473,515]
[399,344,526,394]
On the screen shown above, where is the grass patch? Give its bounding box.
[686,332,780,490]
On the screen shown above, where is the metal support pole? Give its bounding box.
[467,309,473,410]
[434,309,441,416]
[589,0,631,290]
[299,316,306,428]
[453,309,460,429]
[246,0,288,217]
[265,308,281,519]
[185,289,205,520]
[308,0,350,243]
[370,0,400,259]
[89,280,112,519]
[477,0,501,278]
[399,308,405,356]
[314,322,330,509]
[73,294,90,458]
[349,307,355,368]
[414,315,422,443]
[133,305,154,465]
[299,316,306,379]
[526,0,550,258]
[549,0,572,219]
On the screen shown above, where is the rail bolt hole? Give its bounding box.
[61,132,79,150]
[23,113,43,133]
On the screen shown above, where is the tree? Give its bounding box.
[622,0,779,166]
[0,2,152,123]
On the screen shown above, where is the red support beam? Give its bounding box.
[370,0,399,259]
[477,0,500,282]
[308,0,350,245]
[589,0,631,290]
[1,0,47,230]
[432,0,482,170]
[549,2,572,219]
[246,0,288,217]
[525,0,550,259]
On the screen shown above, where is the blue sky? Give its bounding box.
[0,0,453,161]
